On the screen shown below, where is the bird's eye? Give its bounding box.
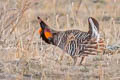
[38,27,42,34]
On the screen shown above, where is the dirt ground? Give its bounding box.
[0,0,120,80]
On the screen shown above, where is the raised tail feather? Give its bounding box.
[88,17,100,42]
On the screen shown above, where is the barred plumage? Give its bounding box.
[37,16,105,65]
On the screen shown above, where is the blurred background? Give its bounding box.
[0,0,120,80]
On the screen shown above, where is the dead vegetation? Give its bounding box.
[0,0,120,80]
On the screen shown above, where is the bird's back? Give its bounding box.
[53,29,91,56]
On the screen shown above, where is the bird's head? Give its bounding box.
[37,16,53,44]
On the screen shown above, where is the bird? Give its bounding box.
[37,16,105,65]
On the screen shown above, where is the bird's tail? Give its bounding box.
[88,17,100,42]
[85,17,105,55]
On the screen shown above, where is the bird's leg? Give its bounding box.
[80,56,86,65]
[74,55,87,66]
[74,57,81,66]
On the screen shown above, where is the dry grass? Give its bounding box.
[0,0,120,80]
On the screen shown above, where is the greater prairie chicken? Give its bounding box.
[37,16,105,65]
